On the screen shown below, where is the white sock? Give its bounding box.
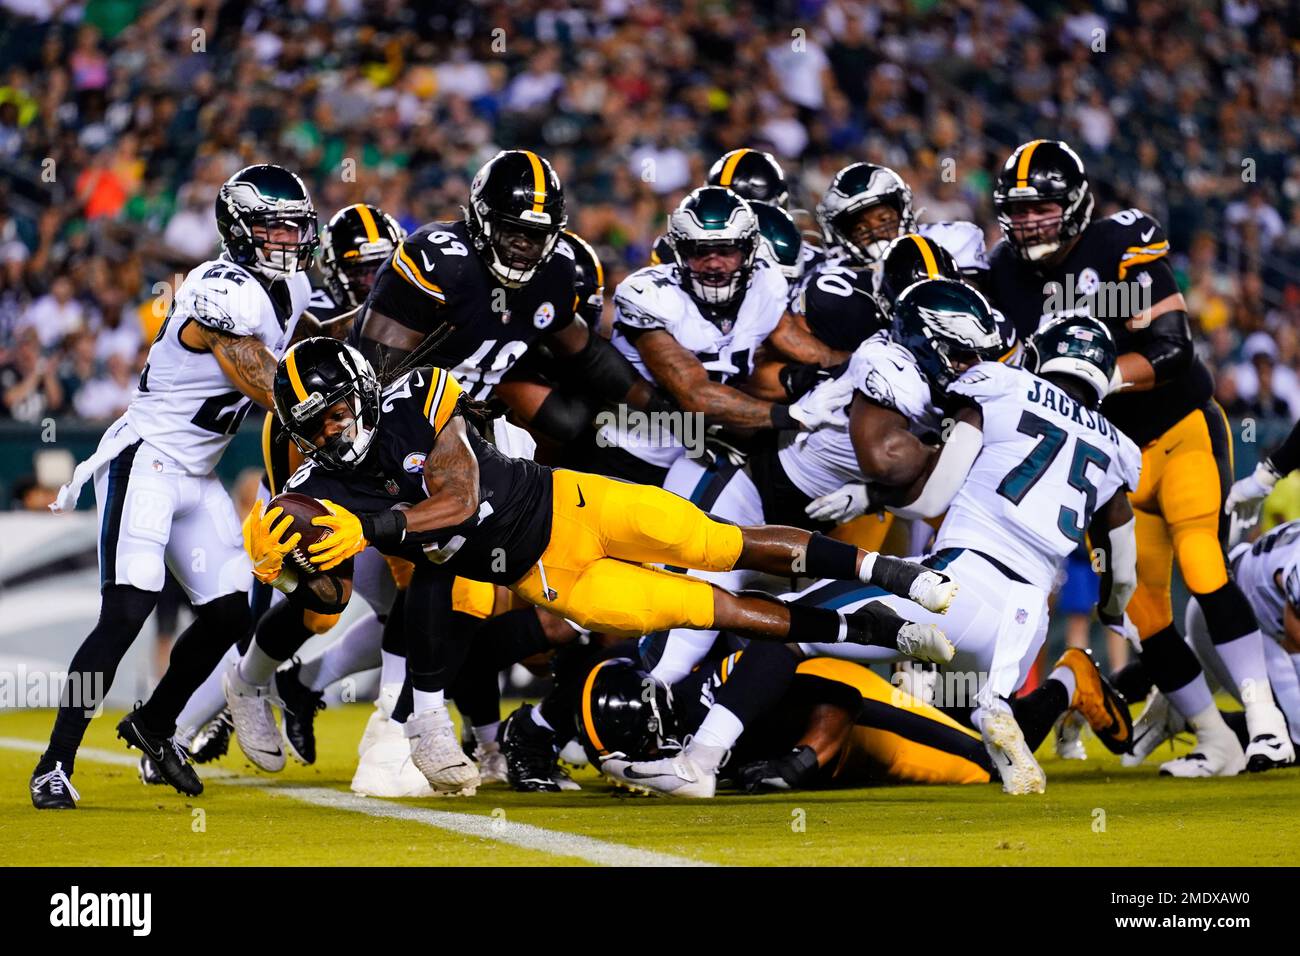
[688,705,744,773]
[529,706,553,731]
[1185,700,1233,739]
[473,721,500,747]
[301,613,384,692]
[413,689,445,713]
[856,551,877,584]
[1213,630,1272,703]
[650,629,719,685]
[380,650,405,689]
[1049,665,1077,705]
[1166,673,1215,725]
[238,641,281,687]
[176,644,240,746]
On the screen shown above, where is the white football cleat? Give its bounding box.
[1159,738,1246,777]
[908,570,958,614]
[473,741,509,785]
[352,722,434,798]
[551,765,582,791]
[358,684,400,758]
[1053,710,1089,761]
[980,710,1046,795]
[1121,690,1185,767]
[896,623,954,664]
[222,667,286,773]
[405,707,480,795]
[1244,703,1296,771]
[601,750,716,798]
[558,737,590,769]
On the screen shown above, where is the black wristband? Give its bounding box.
[770,403,797,431]
[360,509,407,550]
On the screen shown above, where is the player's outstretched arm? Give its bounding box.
[183,321,277,410]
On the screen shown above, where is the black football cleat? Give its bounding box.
[30,760,79,810]
[499,705,562,792]
[190,708,234,764]
[138,755,166,785]
[276,659,325,765]
[116,708,203,797]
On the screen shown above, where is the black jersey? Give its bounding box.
[790,260,887,353]
[987,208,1212,445]
[283,365,553,584]
[353,220,578,400]
[305,278,356,326]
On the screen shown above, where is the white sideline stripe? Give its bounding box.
[3,738,712,868]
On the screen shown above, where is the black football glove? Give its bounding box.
[736,744,820,793]
[780,362,835,402]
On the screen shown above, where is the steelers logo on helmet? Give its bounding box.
[993,139,1094,263]
[1024,313,1117,408]
[892,278,1016,398]
[274,337,382,470]
[706,148,790,208]
[216,164,319,280]
[465,149,567,288]
[816,162,915,267]
[319,203,405,308]
[575,658,681,767]
[666,186,760,311]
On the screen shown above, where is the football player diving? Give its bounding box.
[241,337,961,796]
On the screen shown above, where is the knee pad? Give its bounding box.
[1173,526,1229,595]
[303,610,342,635]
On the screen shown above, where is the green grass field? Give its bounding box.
[2,705,1297,867]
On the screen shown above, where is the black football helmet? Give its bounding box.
[576,658,681,766]
[1024,314,1117,407]
[878,233,961,308]
[465,149,567,287]
[892,279,1017,397]
[753,204,805,282]
[216,164,318,280]
[319,203,405,309]
[666,186,760,309]
[560,229,605,326]
[274,337,381,470]
[817,162,915,266]
[993,139,1094,263]
[707,148,789,208]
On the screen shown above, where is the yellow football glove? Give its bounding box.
[309,499,369,571]
[243,500,302,586]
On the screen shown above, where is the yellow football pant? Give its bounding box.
[511,470,744,636]
[1127,403,1234,638]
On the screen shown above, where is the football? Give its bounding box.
[266,492,333,576]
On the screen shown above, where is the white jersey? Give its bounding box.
[1228,521,1300,641]
[916,220,989,274]
[128,258,311,475]
[777,332,944,499]
[936,361,1142,591]
[603,259,787,467]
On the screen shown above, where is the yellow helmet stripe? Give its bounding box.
[284,345,309,402]
[523,150,547,214]
[260,411,277,495]
[354,203,380,243]
[564,230,604,289]
[1015,139,1047,189]
[580,658,618,755]
[908,233,940,278]
[718,148,750,186]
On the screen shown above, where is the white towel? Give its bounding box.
[50,417,138,514]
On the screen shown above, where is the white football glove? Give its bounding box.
[1224,460,1280,534]
[787,377,850,433]
[1099,611,1140,650]
[805,482,872,523]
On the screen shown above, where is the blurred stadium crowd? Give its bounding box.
[0,0,1297,429]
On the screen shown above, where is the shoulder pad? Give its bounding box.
[1100,209,1170,280]
[614,266,683,331]
[176,262,265,337]
[382,366,464,434]
[948,360,1020,403]
[848,335,930,421]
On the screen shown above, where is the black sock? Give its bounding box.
[1009,679,1070,752]
[449,622,503,730]
[140,590,250,734]
[38,584,158,776]
[845,601,906,647]
[382,588,407,657]
[479,608,551,669]
[712,642,798,726]
[1198,580,1262,645]
[248,596,313,662]
[1137,624,1202,695]
[787,603,849,644]
[803,533,859,579]
[1110,660,1153,703]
